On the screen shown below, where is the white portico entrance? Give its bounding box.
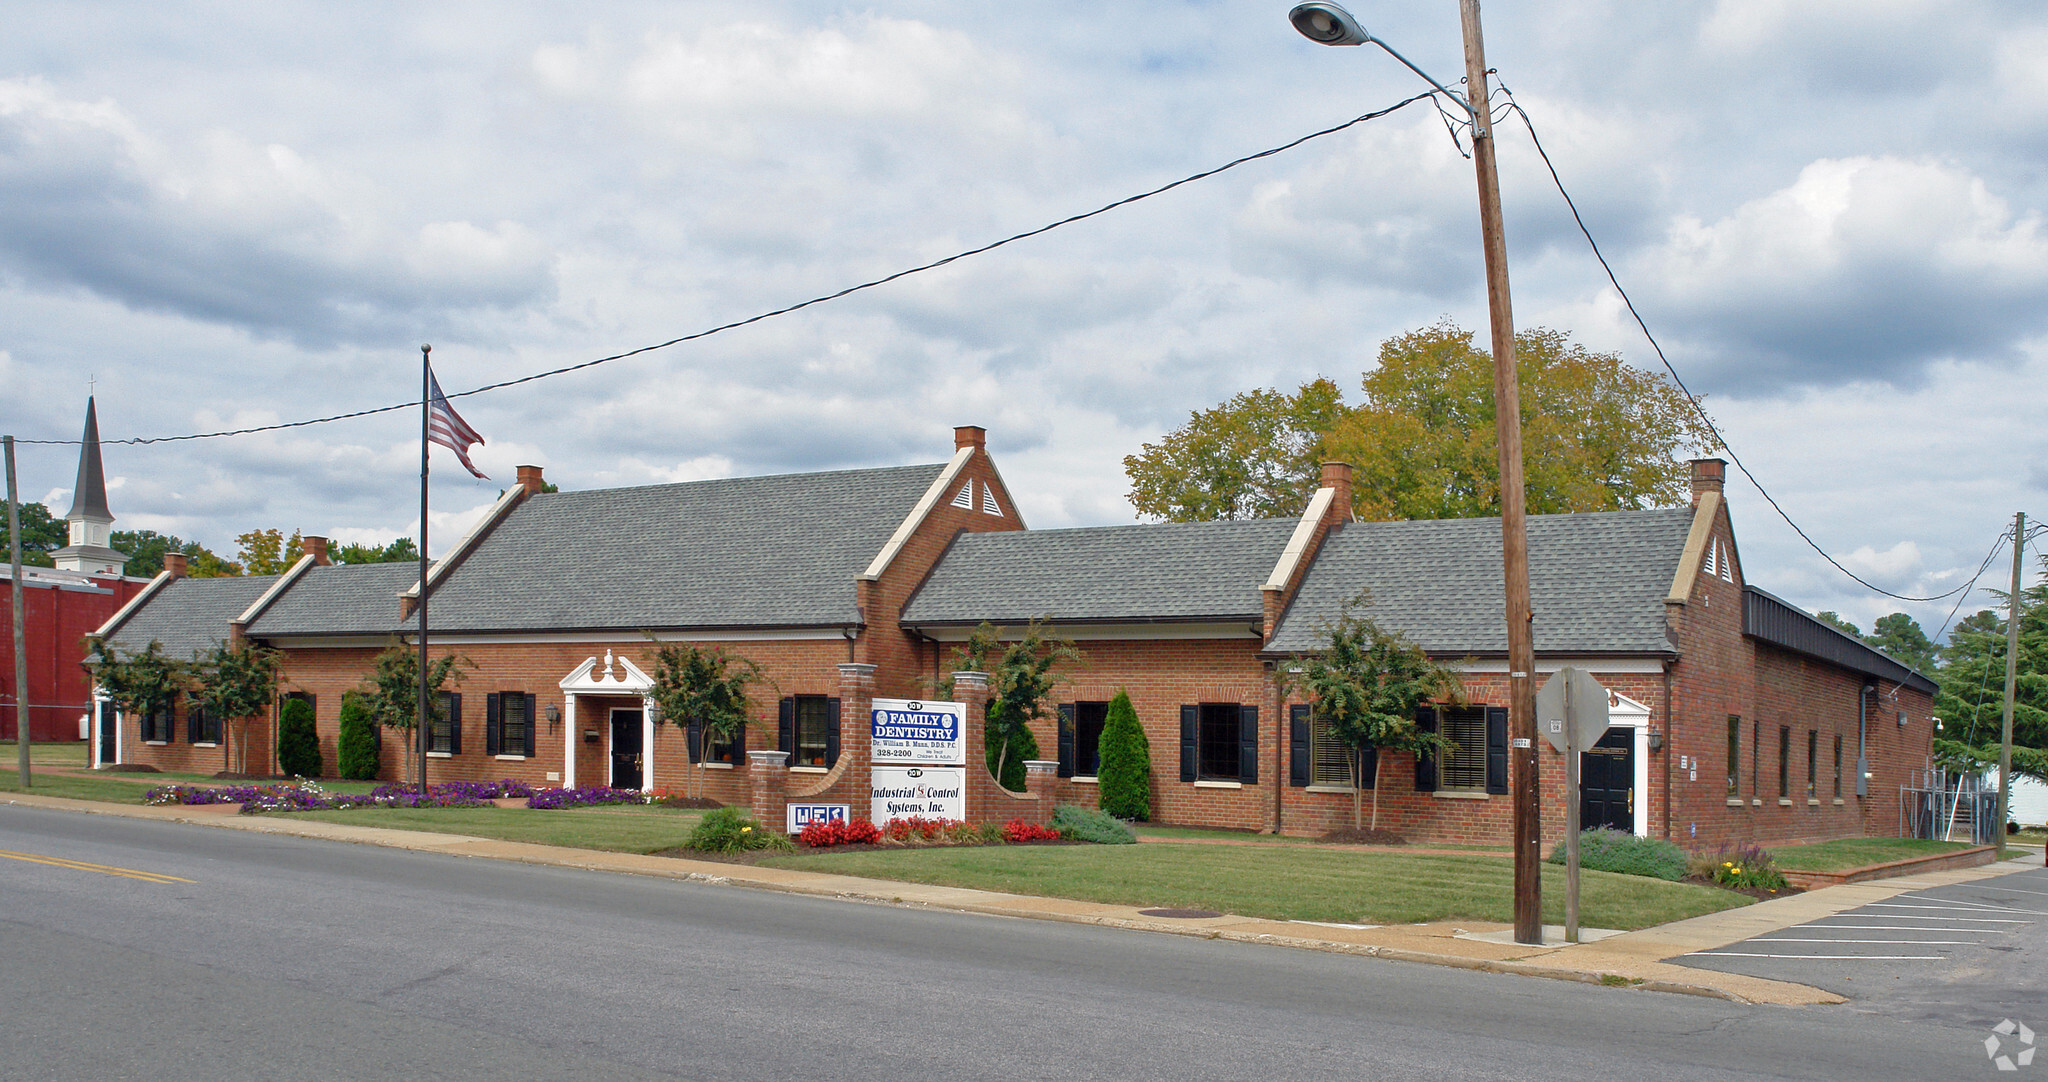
[559,650,656,791]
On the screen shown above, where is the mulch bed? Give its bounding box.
[648,796,725,809]
[100,763,161,773]
[1318,828,1408,846]
[1684,875,1802,900]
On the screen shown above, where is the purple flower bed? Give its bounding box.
[524,785,646,809]
[143,778,539,812]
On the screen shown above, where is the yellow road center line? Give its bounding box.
[0,848,194,884]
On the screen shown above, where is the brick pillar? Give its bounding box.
[952,670,998,820]
[1023,760,1059,826]
[749,750,790,832]
[837,662,876,784]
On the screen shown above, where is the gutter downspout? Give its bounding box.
[1857,682,1873,799]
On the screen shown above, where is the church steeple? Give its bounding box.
[52,397,124,577]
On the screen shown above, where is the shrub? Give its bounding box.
[1546,828,1686,880]
[686,807,794,855]
[1002,819,1062,843]
[1095,690,1152,821]
[335,692,380,781]
[1052,804,1136,844]
[277,696,322,778]
[798,818,883,848]
[1690,844,1790,893]
[882,816,964,843]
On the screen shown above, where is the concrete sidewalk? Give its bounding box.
[7,788,2036,1007]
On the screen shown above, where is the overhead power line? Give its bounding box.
[19,92,1444,450]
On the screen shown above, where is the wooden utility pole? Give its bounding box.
[1997,511,2023,856]
[7,435,31,787]
[1458,0,1542,944]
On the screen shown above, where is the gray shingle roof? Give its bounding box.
[101,575,280,660]
[903,519,1298,626]
[1266,508,1696,655]
[246,562,419,638]
[422,463,946,633]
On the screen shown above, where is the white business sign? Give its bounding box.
[870,697,967,765]
[871,765,967,824]
[785,803,849,834]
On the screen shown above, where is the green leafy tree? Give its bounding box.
[333,537,421,564]
[1123,323,1717,523]
[1095,689,1152,820]
[277,695,322,778]
[1815,611,1861,637]
[336,691,381,780]
[1124,378,1348,521]
[90,640,190,723]
[110,530,232,578]
[359,642,469,787]
[646,643,764,797]
[1936,585,2048,755]
[192,641,282,774]
[0,501,66,567]
[234,529,304,575]
[1863,612,1935,674]
[950,621,1082,792]
[1289,612,1462,830]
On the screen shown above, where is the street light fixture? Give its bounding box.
[1289,0,1544,946]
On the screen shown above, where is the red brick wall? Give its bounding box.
[2,574,147,742]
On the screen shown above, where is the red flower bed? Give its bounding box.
[1002,820,1061,843]
[798,818,883,848]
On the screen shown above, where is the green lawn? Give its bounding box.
[0,740,88,767]
[1771,837,1974,872]
[759,843,1748,929]
[284,804,706,853]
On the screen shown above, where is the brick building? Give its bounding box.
[90,428,1934,847]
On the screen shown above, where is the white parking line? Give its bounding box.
[1688,952,1945,960]
[1750,938,1983,945]
[1790,924,2015,932]
[1812,913,2027,923]
[1866,901,2032,914]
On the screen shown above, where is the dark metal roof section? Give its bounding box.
[1266,507,1697,656]
[1743,586,1938,694]
[903,518,1297,627]
[64,396,113,522]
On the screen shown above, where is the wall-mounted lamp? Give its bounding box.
[544,704,562,730]
[1647,729,1664,752]
[646,702,664,725]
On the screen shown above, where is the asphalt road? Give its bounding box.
[0,805,2025,1081]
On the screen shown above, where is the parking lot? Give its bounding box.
[1678,859,2048,1025]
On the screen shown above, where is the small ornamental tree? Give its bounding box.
[951,621,1081,793]
[360,642,469,787]
[90,640,190,733]
[646,642,764,798]
[1291,612,1461,831]
[1095,689,1152,820]
[193,641,282,774]
[277,695,321,778]
[336,691,380,781]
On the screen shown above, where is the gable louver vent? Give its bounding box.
[981,482,1002,516]
[951,481,975,509]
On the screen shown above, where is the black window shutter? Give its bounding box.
[1485,705,1509,795]
[448,693,462,755]
[825,698,842,768]
[485,692,501,757]
[1289,704,1310,787]
[523,693,538,757]
[687,718,703,764]
[778,697,793,755]
[1179,705,1197,782]
[1360,745,1379,790]
[733,722,746,764]
[1414,706,1438,792]
[1057,704,1076,778]
[1238,704,1258,784]
[186,702,199,743]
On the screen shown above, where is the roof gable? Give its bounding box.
[246,561,420,637]
[100,575,280,660]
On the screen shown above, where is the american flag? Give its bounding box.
[426,367,488,479]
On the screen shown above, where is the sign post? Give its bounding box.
[1537,667,1609,944]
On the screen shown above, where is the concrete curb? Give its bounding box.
[5,790,2032,1006]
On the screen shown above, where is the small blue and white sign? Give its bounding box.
[786,803,850,834]
[870,697,966,765]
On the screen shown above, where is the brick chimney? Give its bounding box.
[1690,458,1726,504]
[954,426,986,453]
[516,464,546,498]
[1320,461,1354,523]
[163,552,188,579]
[301,535,331,566]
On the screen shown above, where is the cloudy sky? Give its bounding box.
[4,0,2046,639]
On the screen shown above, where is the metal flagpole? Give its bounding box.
[7,435,31,787]
[418,344,432,792]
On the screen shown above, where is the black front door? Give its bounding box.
[1580,728,1634,833]
[98,701,116,765]
[610,709,643,789]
